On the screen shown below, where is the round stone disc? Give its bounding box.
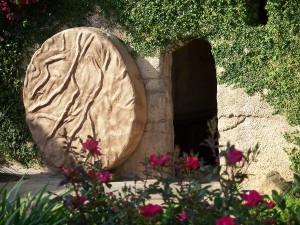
[23,27,147,169]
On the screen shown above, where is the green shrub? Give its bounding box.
[0,0,96,165]
[0,179,67,225]
[1,131,300,224]
[0,33,38,165]
[272,174,300,224]
[45,129,288,224]
[284,131,300,174]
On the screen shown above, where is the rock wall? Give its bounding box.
[116,55,174,177]
[218,84,295,189]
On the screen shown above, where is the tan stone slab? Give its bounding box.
[23,27,147,169]
[217,84,294,190]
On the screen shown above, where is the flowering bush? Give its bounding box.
[0,0,14,21]
[82,139,101,156]
[242,190,263,207]
[0,0,38,25]
[1,127,300,224]
[216,216,238,225]
[226,148,243,165]
[140,204,163,218]
[56,126,288,225]
[150,154,171,167]
[185,156,200,169]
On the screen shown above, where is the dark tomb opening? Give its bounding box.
[258,0,268,25]
[172,39,218,165]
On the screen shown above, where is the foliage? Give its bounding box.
[0,32,38,165]
[284,131,300,174]
[98,0,300,172]
[99,0,250,55]
[0,0,96,165]
[55,128,283,225]
[1,131,300,224]
[0,178,67,224]
[272,174,300,224]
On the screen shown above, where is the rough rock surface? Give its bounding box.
[23,27,147,169]
[259,171,291,196]
[115,55,174,177]
[218,84,295,190]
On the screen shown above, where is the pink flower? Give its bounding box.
[149,154,171,167]
[139,204,163,217]
[96,171,111,183]
[6,13,14,21]
[267,201,276,208]
[216,216,239,225]
[97,172,111,183]
[159,155,171,166]
[72,195,86,209]
[77,196,87,204]
[88,169,96,177]
[61,167,72,176]
[186,157,200,169]
[242,190,263,207]
[82,139,101,156]
[87,169,110,184]
[176,210,188,222]
[150,154,159,166]
[226,148,243,165]
[263,201,276,208]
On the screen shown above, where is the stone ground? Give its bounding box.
[0,164,66,197]
[0,164,220,204]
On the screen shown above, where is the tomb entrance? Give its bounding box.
[172,39,218,165]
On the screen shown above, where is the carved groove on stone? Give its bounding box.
[218,114,272,119]
[218,116,246,131]
[218,114,273,132]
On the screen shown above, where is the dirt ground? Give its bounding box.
[0,162,67,196]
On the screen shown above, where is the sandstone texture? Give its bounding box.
[259,171,291,196]
[115,55,174,178]
[218,84,295,190]
[23,27,147,169]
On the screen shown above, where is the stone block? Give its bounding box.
[144,79,164,93]
[23,28,147,169]
[136,57,161,80]
[259,171,291,196]
[146,92,166,122]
